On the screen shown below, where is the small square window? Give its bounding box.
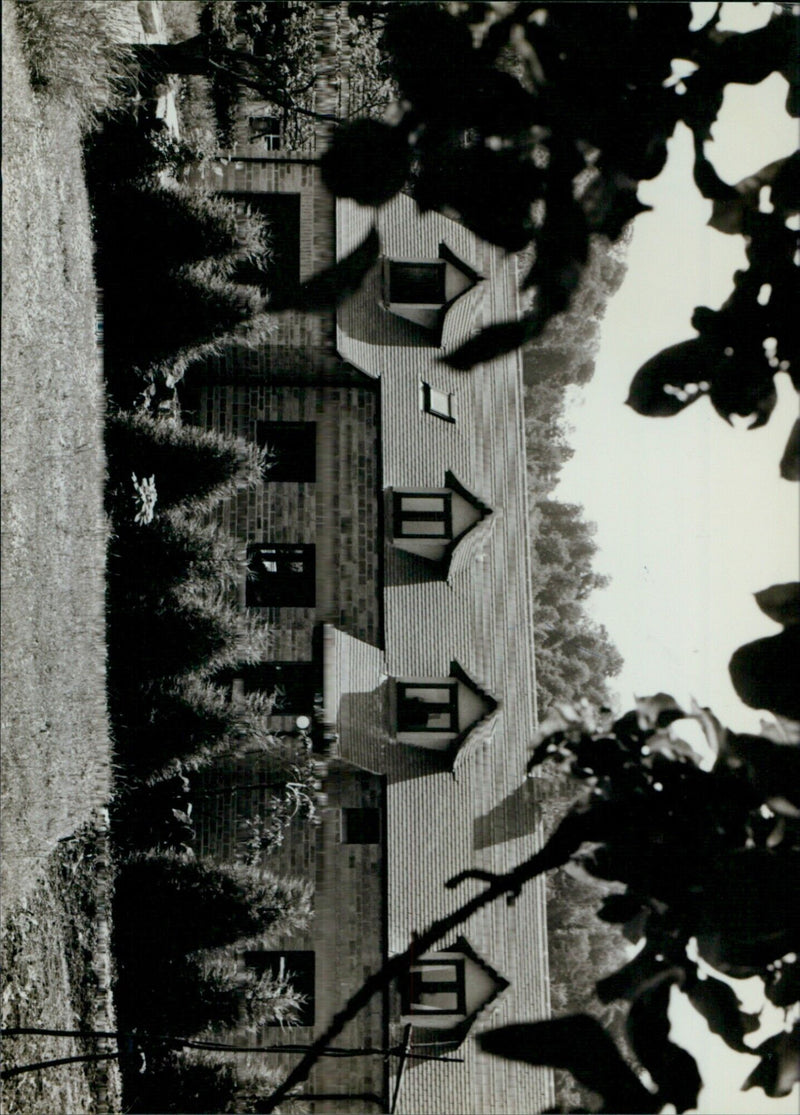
[248,115,281,150]
[421,383,455,423]
[393,492,453,539]
[402,958,466,1016]
[246,544,315,607]
[389,261,446,305]
[257,422,316,482]
[342,807,381,844]
[243,951,315,1026]
[397,682,458,732]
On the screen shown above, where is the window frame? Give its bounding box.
[396,681,459,733]
[421,382,455,423]
[248,114,281,150]
[256,421,317,483]
[388,260,447,306]
[341,807,381,845]
[246,543,316,608]
[393,491,453,540]
[402,957,467,1017]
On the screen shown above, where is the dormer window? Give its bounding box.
[403,959,466,1016]
[382,244,481,343]
[421,382,455,423]
[393,493,453,539]
[397,682,458,732]
[389,261,446,305]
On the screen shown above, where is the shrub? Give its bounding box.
[106,411,263,515]
[114,851,313,961]
[122,1047,282,1115]
[13,0,139,128]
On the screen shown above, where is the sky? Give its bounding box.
[552,4,799,1113]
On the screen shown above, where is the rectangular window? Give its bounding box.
[243,951,315,1026]
[257,421,316,482]
[248,115,281,150]
[397,682,458,732]
[341,807,381,844]
[402,958,466,1016]
[389,261,446,305]
[246,544,315,607]
[421,382,455,423]
[393,492,453,539]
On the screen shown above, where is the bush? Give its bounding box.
[13,0,139,128]
[113,851,313,971]
[106,411,263,516]
[123,1047,282,1115]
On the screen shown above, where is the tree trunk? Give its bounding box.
[133,36,212,79]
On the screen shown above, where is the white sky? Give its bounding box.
[552,4,799,1113]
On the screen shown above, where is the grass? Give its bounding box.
[13,0,141,130]
[0,825,122,1115]
[1,0,113,917]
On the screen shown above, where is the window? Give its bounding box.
[342,807,381,844]
[389,261,446,305]
[393,492,453,539]
[402,958,466,1016]
[246,544,315,607]
[257,422,316,482]
[243,951,315,1026]
[421,383,455,422]
[248,115,281,150]
[397,682,458,732]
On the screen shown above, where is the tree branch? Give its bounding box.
[258,812,587,1112]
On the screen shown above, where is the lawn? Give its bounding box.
[1,1,127,1109]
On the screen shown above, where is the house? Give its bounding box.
[183,10,555,1113]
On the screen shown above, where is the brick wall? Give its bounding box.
[193,382,382,655]
[192,755,387,1112]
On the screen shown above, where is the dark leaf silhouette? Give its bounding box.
[597,892,646,925]
[685,973,761,1052]
[743,1023,800,1098]
[382,6,476,118]
[444,314,548,371]
[626,339,716,417]
[627,976,702,1113]
[596,947,685,1005]
[320,121,410,207]
[754,582,800,627]
[765,959,800,1009]
[717,732,800,811]
[780,418,800,481]
[268,228,380,312]
[729,627,800,720]
[478,1017,659,1114]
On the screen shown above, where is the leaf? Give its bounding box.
[597,892,645,925]
[635,693,685,730]
[319,121,410,207]
[765,959,800,1009]
[717,732,800,810]
[755,582,800,627]
[688,699,728,755]
[627,976,703,1113]
[780,418,800,481]
[729,627,800,720]
[709,157,791,235]
[743,1023,800,1098]
[596,947,685,1004]
[477,1017,659,1114]
[443,313,547,371]
[267,228,380,312]
[685,974,761,1052]
[626,339,716,418]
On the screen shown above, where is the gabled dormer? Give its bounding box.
[381,243,481,344]
[399,937,509,1036]
[391,661,500,769]
[389,472,492,576]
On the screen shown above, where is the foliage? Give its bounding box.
[314,3,800,473]
[531,501,621,712]
[105,411,263,516]
[13,0,139,129]
[122,1046,282,1115]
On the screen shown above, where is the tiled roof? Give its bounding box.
[335,194,553,1114]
